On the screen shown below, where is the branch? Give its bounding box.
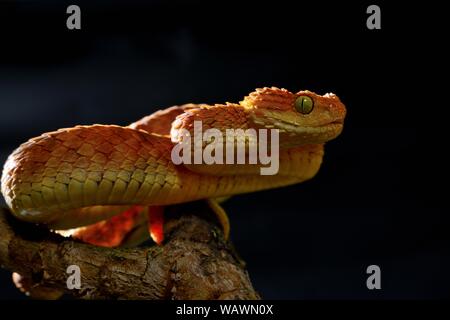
[0,203,260,300]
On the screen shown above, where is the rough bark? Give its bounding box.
[0,203,260,300]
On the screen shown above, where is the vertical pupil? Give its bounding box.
[295,96,312,114]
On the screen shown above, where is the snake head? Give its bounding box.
[240,87,346,147]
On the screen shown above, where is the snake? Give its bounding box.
[1,87,346,246]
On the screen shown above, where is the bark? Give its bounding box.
[0,202,260,300]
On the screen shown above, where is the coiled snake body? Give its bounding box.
[1,87,346,246]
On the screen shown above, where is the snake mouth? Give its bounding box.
[304,123,343,137]
[251,111,344,135]
[270,119,343,135]
[327,119,344,125]
[315,120,344,131]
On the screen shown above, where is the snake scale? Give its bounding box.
[1,87,346,246]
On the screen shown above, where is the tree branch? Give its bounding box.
[0,203,260,300]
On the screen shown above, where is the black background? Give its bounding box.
[0,0,448,299]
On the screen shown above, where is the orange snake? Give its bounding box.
[1,87,346,246]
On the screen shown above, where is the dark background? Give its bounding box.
[0,0,448,299]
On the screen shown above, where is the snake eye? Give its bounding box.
[294,95,314,114]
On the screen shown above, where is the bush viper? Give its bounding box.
[1,87,346,246]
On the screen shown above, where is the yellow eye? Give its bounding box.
[295,95,314,114]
